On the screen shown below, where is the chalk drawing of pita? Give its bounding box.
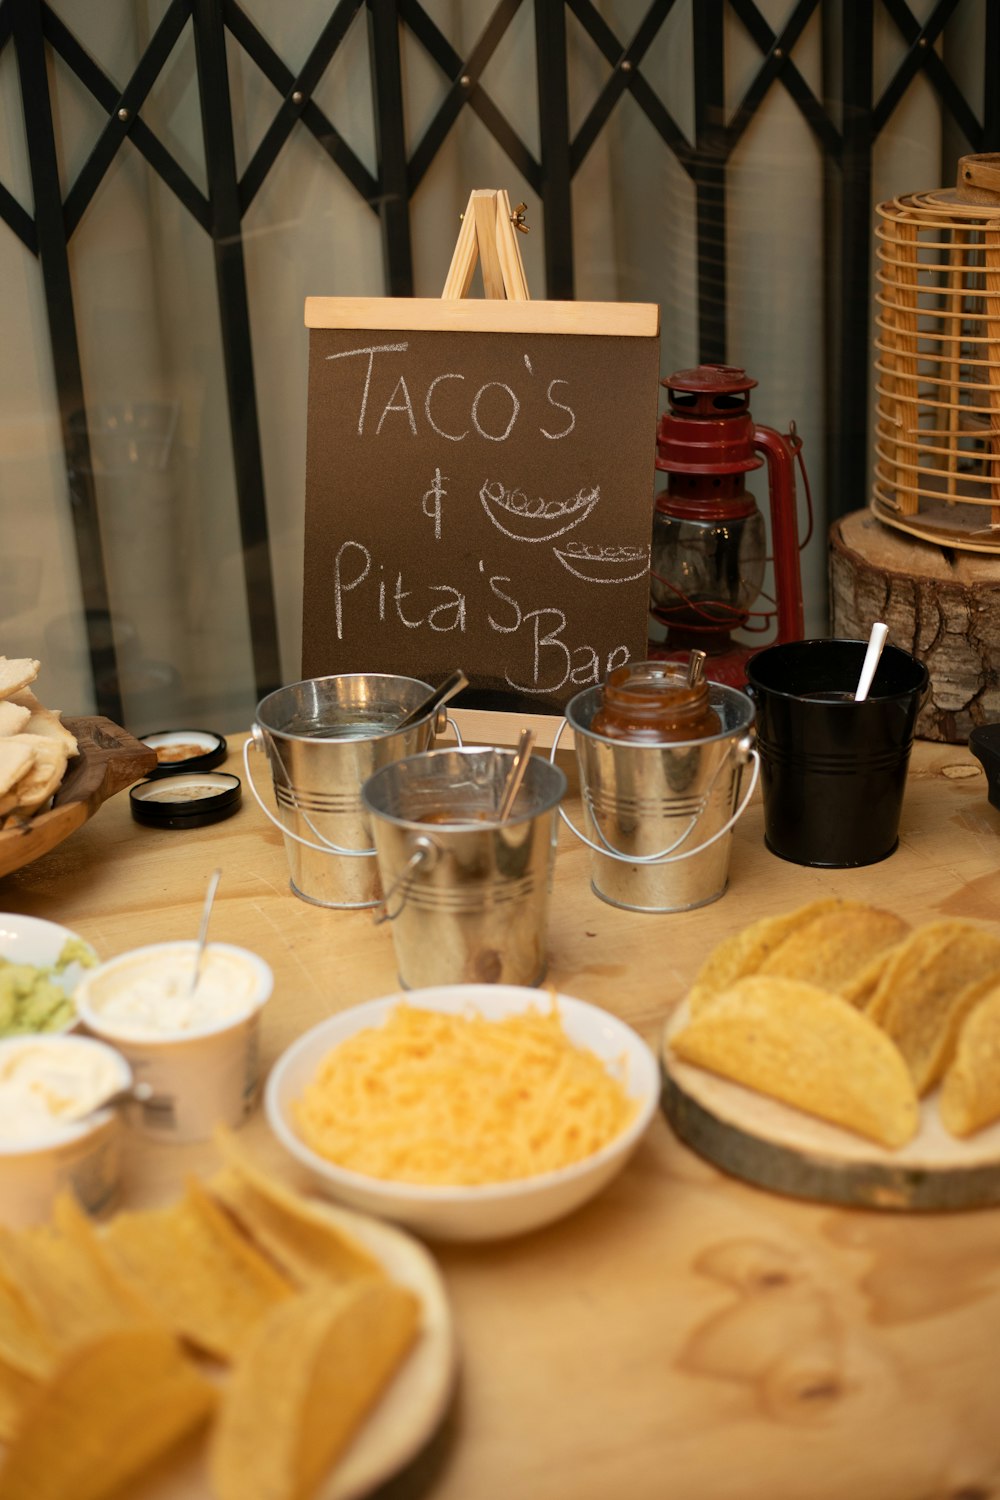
[553,541,649,584]
[479,478,599,542]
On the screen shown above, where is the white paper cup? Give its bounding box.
[74,942,273,1143]
[0,1035,131,1227]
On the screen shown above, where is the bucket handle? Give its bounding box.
[242,712,463,859]
[371,836,440,925]
[548,725,760,865]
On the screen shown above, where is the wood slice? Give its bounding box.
[661,1001,1000,1212]
[829,507,1000,743]
[0,717,157,878]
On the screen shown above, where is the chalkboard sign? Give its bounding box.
[302,297,660,714]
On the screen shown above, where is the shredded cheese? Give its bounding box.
[293,1002,638,1186]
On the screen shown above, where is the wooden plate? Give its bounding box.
[661,1000,1000,1212]
[0,717,157,879]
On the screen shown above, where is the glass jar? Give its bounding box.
[591,661,721,743]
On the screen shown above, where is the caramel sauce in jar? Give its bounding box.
[591,661,721,743]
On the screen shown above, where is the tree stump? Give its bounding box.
[829,509,1000,743]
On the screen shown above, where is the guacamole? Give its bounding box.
[0,938,96,1037]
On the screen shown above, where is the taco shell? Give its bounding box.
[939,982,1000,1137]
[671,975,920,1149]
[870,922,1000,1093]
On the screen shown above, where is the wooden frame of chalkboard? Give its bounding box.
[302,295,661,715]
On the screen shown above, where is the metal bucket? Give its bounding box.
[244,674,461,909]
[362,746,566,989]
[552,682,758,913]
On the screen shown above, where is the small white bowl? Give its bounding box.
[0,1033,132,1227]
[0,913,99,1036]
[265,985,659,1242]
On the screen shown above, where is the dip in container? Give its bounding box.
[75,942,273,1143]
[0,1034,131,1227]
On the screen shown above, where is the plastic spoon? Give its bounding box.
[854,621,889,704]
[498,729,534,822]
[190,867,222,994]
[67,1080,155,1124]
[394,669,469,732]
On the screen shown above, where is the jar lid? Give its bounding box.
[130,772,241,829]
[139,730,227,778]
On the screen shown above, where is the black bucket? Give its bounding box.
[746,638,929,868]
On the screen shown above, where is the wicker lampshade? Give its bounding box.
[873,153,1000,552]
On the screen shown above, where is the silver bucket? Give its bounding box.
[362,746,567,989]
[552,683,759,913]
[244,674,462,909]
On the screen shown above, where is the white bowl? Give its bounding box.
[265,985,659,1242]
[0,913,99,1036]
[0,1033,132,1227]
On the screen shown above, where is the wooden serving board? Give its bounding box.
[661,1000,1000,1212]
[0,717,157,879]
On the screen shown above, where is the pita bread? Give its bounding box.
[19,705,77,757]
[6,734,68,815]
[0,658,39,700]
[0,702,30,736]
[0,739,36,798]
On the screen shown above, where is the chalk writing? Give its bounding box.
[327,537,632,694]
[422,467,448,540]
[324,341,577,443]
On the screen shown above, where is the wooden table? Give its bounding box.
[4,723,1000,1500]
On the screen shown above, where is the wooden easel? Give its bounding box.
[442,189,530,301]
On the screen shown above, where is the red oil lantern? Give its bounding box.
[649,365,808,686]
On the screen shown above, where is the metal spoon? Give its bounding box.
[854,621,889,704]
[190,867,222,995]
[688,649,708,687]
[394,669,469,732]
[497,729,534,822]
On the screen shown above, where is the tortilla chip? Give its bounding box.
[0,1271,57,1379]
[0,1326,216,1500]
[757,905,910,993]
[96,1176,294,1362]
[0,1356,37,1442]
[210,1131,382,1289]
[0,1197,155,1351]
[671,976,920,1149]
[688,899,855,1013]
[939,983,1000,1137]
[210,1281,420,1500]
[872,921,1000,1093]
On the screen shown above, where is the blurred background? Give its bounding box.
[0,0,995,733]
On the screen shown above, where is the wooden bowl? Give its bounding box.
[0,717,157,879]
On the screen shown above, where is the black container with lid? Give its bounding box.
[130,771,241,830]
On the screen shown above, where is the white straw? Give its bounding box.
[854,622,889,703]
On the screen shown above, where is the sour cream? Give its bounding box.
[79,944,264,1039]
[0,1039,123,1141]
